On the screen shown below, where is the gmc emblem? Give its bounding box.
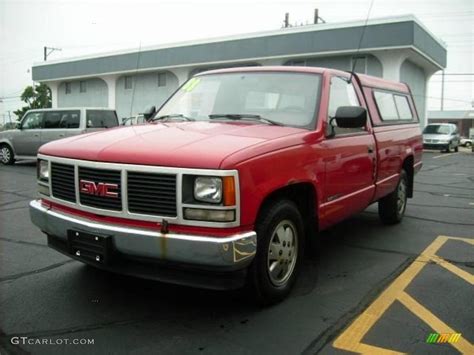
[79,180,119,198]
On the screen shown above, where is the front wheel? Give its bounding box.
[248,200,305,305]
[0,145,15,165]
[378,170,408,225]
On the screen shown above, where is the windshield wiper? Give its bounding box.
[151,114,195,122]
[208,114,283,126]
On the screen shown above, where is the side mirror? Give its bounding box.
[16,122,22,130]
[142,105,156,120]
[334,106,367,128]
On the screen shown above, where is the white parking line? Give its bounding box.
[433,153,458,159]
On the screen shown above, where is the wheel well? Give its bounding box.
[256,183,318,244]
[402,155,414,198]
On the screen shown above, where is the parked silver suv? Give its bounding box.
[0,108,118,165]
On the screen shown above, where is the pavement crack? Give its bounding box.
[0,205,29,212]
[0,199,31,208]
[413,189,474,200]
[342,243,417,258]
[362,211,474,226]
[0,260,75,283]
[410,203,473,210]
[0,237,48,248]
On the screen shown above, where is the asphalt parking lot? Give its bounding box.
[0,150,473,355]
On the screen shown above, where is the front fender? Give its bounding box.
[235,144,324,226]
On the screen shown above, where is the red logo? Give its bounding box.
[79,180,119,198]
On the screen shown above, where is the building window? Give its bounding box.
[79,81,87,93]
[158,73,167,87]
[124,76,133,90]
[65,82,71,94]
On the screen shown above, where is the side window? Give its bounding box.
[58,110,80,128]
[86,110,119,128]
[21,112,43,129]
[374,92,398,120]
[43,112,62,129]
[394,95,413,120]
[328,76,364,135]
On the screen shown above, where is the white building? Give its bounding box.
[32,15,446,125]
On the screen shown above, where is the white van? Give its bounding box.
[0,108,119,164]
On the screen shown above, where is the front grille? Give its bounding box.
[128,172,177,217]
[51,163,76,202]
[79,167,122,211]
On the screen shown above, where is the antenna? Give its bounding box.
[349,0,375,83]
[129,41,142,117]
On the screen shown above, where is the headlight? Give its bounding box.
[194,177,222,203]
[38,160,49,181]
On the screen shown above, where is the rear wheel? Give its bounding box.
[249,200,305,305]
[465,142,472,148]
[454,145,459,152]
[378,170,408,225]
[0,144,15,165]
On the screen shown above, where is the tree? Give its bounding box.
[13,83,52,119]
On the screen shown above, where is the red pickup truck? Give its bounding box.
[30,67,422,304]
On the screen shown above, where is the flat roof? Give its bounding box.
[428,110,474,120]
[32,15,447,82]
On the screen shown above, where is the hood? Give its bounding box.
[39,121,305,168]
[422,133,451,141]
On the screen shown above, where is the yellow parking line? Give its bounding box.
[432,153,457,159]
[398,292,473,354]
[333,236,474,354]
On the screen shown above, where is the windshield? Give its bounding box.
[155,72,321,129]
[423,125,452,135]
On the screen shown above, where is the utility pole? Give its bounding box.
[284,13,290,28]
[440,70,445,111]
[314,8,326,24]
[43,46,62,61]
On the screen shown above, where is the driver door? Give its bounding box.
[319,75,376,227]
[12,112,44,156]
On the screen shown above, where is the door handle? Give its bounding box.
[34,134,39,137]
[59,134,64,137]
[368,146,374,154]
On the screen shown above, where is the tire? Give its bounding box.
[465,142,472,148]
[248,200,305,305]
[378,170,408,225]
[445,143,452,153]
[0,144,15,165]
[454,145,459,152]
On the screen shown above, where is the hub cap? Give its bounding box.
[397,178,407,215]
[1,147,10,163]
[267,220,298,286]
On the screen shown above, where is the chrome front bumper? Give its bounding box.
[29,200,256,271]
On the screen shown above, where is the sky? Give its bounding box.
[0,0,473,123]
